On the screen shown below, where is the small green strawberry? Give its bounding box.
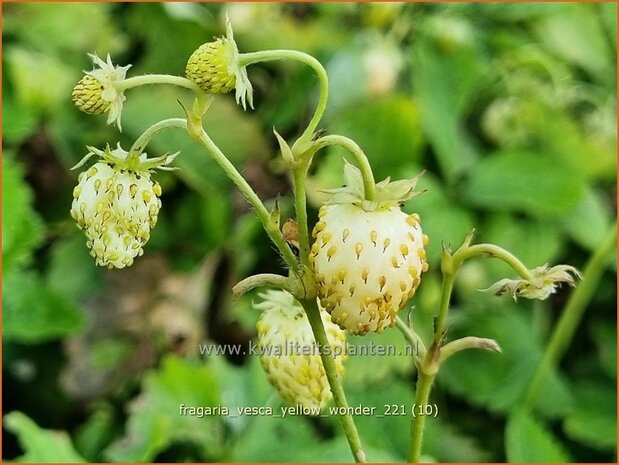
[255,290,347,411]
[310,162,428,335]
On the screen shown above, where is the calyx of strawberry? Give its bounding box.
[322,159,425,211]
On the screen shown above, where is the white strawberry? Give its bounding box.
[255,290,347,411]
[309,162,428,335]
[70,144,177,269]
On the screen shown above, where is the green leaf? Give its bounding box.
[46,232,103,303]
[534,3,613,81]
[406,170,475,264]
[506,410,571,462]
[2,156,45,276]
[327,95,424,181]
[560,187,612,252]
[412,26,483,181]
[461,150,586,217]
[104,356,224,462]
[483,214,564,269]
[3,271,85,343]
[2,91,39,144]
[4,411,86,463]
[439,305,573,418]
[563,381,617,451]
[344,326,414,388]
[5,46,75,116]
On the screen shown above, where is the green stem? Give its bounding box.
[452,243,534,280]
[232,273,299,300]
[292,166,311,266]
[301,298,366,463]
[523,221,617,408]
[313,135,376,201]
[395,316,426,361]
[239,50,329,143]
[129,118,187,155]
[116,74,203,94]
[433,262,456,346]
[409,372,435,463]
[196,129,299,271]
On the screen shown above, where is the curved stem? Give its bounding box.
[452,243,534,280]
[313,135,376,201]
[232,273,298,300]
[409,372,434,463]
[523,221,617,408]
[130,118,187,155]
[239,50,329,143]
[301,298,366,463]
[116,74,203,94]
[292,166,311,266]
[196,129,299,271]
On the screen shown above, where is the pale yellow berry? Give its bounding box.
[310,203,428,335]
[255,291,347,410]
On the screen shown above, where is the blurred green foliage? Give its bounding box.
[2,2,616,463]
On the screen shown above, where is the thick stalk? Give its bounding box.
[292,165,311,266]
[523,222,617,408]
[197,129,299,271]
[409,372,435,463]
[239,50,328,143]
[301,298,366,463]
[313,135,377,201]
[116,74,203,94]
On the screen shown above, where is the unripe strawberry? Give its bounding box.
[310,163,428,335]
[70,144,177,269]
[185,17,253,110]
[72,75,111,115]
[72,54,131,130]
[255,290,346,411]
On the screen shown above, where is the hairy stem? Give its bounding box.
[116,74,203,94]
[313,135,377,201]
[523,221,617,408]
[232,273,298,300]
[292,165,312,267]
[409,371,434,463]
[301,298,366,463]
[395,316,426,361]
[197,129,299,271]
[130,118,187,155]
[239,50,329,143]
[452,243,534,280]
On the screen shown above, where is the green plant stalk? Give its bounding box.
[129,118,187,155]
[409,250,457,462]
[395,315,426,361]
[409,371,435,463]
[452,243,534,280]
[232,273,299,300]
[292,165,312,267]
[314,135,377,201]
[523,221,617,408]
[197,128,299,271]
[301,298,366,463]
[116,74,203,94]
[239,50,329,144]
